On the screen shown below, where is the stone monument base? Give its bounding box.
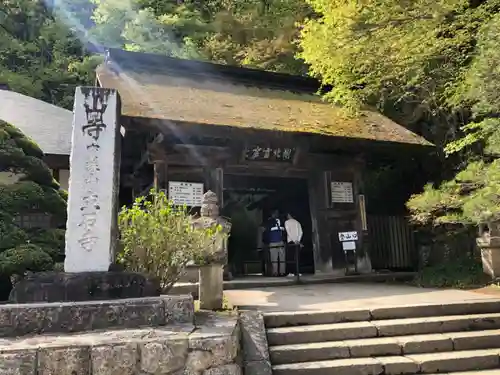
[8,271,161,303]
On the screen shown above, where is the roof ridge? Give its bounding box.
[106,48,321,94]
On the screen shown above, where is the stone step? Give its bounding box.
[421,373,500,375]
[425,371,500,375]
[271,348,500,375]
[264,299,500,328]
[269,329,500,364]
[266,313,500,345]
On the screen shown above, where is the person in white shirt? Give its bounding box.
[284,212,303,276]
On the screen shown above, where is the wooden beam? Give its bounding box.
[204,167,224,208]
[161,144,234,167]
[153,161,168,191]
[139,183,154,197]
[132,132,165,175]
[224,165,308,178]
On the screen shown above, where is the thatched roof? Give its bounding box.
[96,49,431,146]
[0,89,72,155]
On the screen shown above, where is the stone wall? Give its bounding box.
[0,295,194,337]
[0,311,241,375]
[240,311,272,375]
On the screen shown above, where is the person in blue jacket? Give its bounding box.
[264,210,286,276]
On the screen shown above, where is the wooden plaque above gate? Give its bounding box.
[244,145,297,162]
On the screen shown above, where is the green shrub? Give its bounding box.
[118,190,225,293]
[0,244,54,276]
[24,228,65,261]
[53,262,64,272]
[0,213,28,250]
[413,256,489,289]
[0,121,67,298]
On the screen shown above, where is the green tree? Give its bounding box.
[407,13,500,226]
[299,0,500,227]
[84,0,309,73]
[0,0,98,109]
[299,0,499,143]
[202,0,311,74]
[0,120,67,299]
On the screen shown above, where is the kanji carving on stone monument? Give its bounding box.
[81,88,111,150]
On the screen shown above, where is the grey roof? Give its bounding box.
[0,90,72,155]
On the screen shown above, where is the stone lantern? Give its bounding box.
[192,190,231,310]
[477,221,500,279]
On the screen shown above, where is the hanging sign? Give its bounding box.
[338,231,358,242]
[331,181,354,203]
[244,145,296,162]
[168,181,204,207]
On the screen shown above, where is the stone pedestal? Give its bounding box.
[477,230,500,279]
[479,246,500,279]
[199,265,224,310]
[9,271,161,303]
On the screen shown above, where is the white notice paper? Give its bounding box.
[331,181,354,203]
[342,241,356,251]
[168,181,204,206]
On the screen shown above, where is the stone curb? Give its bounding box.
[239,310,272,375]
[0,294,194,337]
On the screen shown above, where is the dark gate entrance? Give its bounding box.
[222,175,314,277]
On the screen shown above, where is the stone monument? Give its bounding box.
[9,87,160,302]
[65,87,120,272]
[193,190,231,310]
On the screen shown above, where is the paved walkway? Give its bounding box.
[224,282,500,312]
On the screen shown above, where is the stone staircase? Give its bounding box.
[263,299,500,375]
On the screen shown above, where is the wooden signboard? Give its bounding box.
[244,145,296,162]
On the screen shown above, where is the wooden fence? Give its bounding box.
[367,215,418,271]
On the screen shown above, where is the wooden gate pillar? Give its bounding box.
[153,161,168,191]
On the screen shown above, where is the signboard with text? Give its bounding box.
[331,181,354,203]
[168,181,204,207]
[338,231,358,242]
[244,145,296,162]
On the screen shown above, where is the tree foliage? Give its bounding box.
[0,121,67,296]
[407,11,500,225]
[61,0,310,74]
[0,0,99,108]
[299,0,500,226]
